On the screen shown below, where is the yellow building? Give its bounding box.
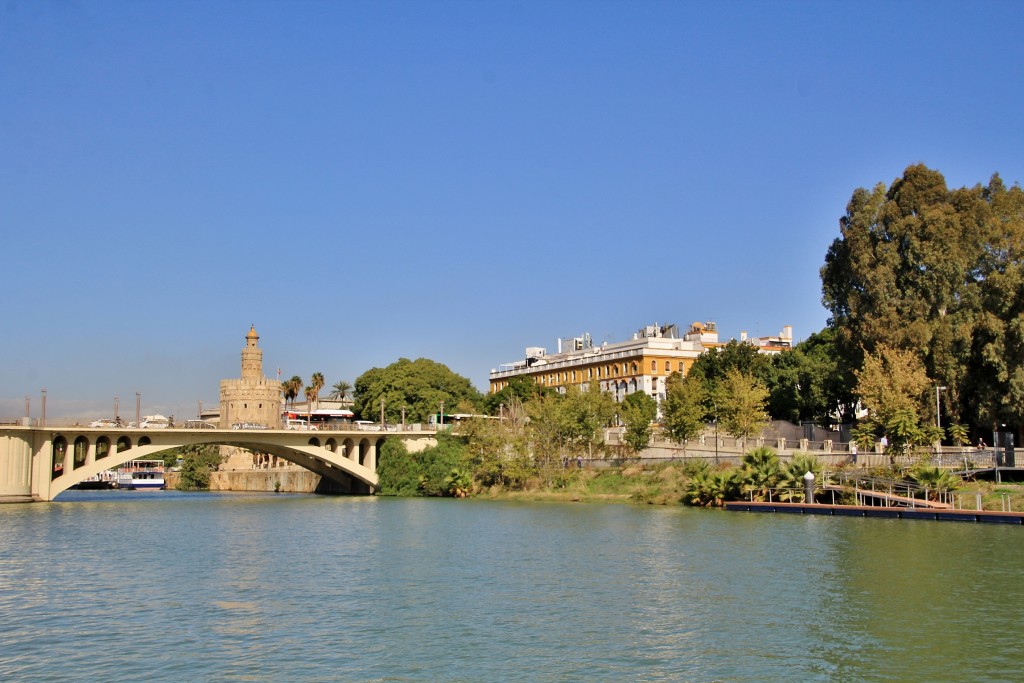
[490,321,795,406]
[490,321,724,403]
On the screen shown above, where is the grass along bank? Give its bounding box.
[474,460,1024,512]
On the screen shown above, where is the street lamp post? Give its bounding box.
[41,389,46,428]
[136,392,141,428]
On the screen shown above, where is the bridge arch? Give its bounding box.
[96,436,112,461]
[36,428,413,501]
[51,436,68,479]
[73,436,88,470]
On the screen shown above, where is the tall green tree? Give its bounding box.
[661,371,707,447]
[354,358,482,423]
[766,328,855,426]
[460,398,536,488]
[854,344,933,461]
[484,375,548,414]
[563,383,617,459]
[620,391,657,454]
[821,164,1024,433]
[376,438,421,496]
[715,369,769,440]
[689,339,773,391]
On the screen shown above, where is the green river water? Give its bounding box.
[0,490,1021,682]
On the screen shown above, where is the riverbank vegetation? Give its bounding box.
[367,165,1024,506]
[161,445,223,490]
[376,428,1024,511]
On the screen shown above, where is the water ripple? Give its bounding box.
[2,492,1023,681]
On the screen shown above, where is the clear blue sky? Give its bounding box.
[3,0,1024,420]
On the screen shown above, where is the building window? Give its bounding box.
[651,360,657,373]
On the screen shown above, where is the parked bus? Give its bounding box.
[283,409,355,429]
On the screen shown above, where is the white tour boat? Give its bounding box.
[116,460,165,490]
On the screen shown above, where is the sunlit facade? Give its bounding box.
[489,321,793,405]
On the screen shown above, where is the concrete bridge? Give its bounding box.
[0,426,438,502]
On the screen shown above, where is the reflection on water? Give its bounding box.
[0,491,1022,681]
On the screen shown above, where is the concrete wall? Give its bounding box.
[208,469,322,493]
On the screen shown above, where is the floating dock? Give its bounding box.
[724,501,1024,524]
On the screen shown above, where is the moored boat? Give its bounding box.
[75,469,118,489]
[116,460,165,490]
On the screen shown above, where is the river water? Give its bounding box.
[0,491,1022,682]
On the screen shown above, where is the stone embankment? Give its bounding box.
[163,446,324,493]
[209,469,321,492]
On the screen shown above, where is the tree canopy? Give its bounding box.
[353,358,482,423]
[822,164,1024,432]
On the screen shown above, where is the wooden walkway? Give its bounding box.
[725,501,1024,524]
[823,485,952,509]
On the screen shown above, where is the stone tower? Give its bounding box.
[219,325,282,428]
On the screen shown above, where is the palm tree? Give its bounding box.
[305,385,318,423]
[910,465,961,502]
[329,380,352,402]
[283,376,303,410]
[309,372,325,410]
[444,468,473,498]
[776,453,823,502]
[683,469,741,508]
[740,446,780,501]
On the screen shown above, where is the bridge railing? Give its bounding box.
[2,418,448,432]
